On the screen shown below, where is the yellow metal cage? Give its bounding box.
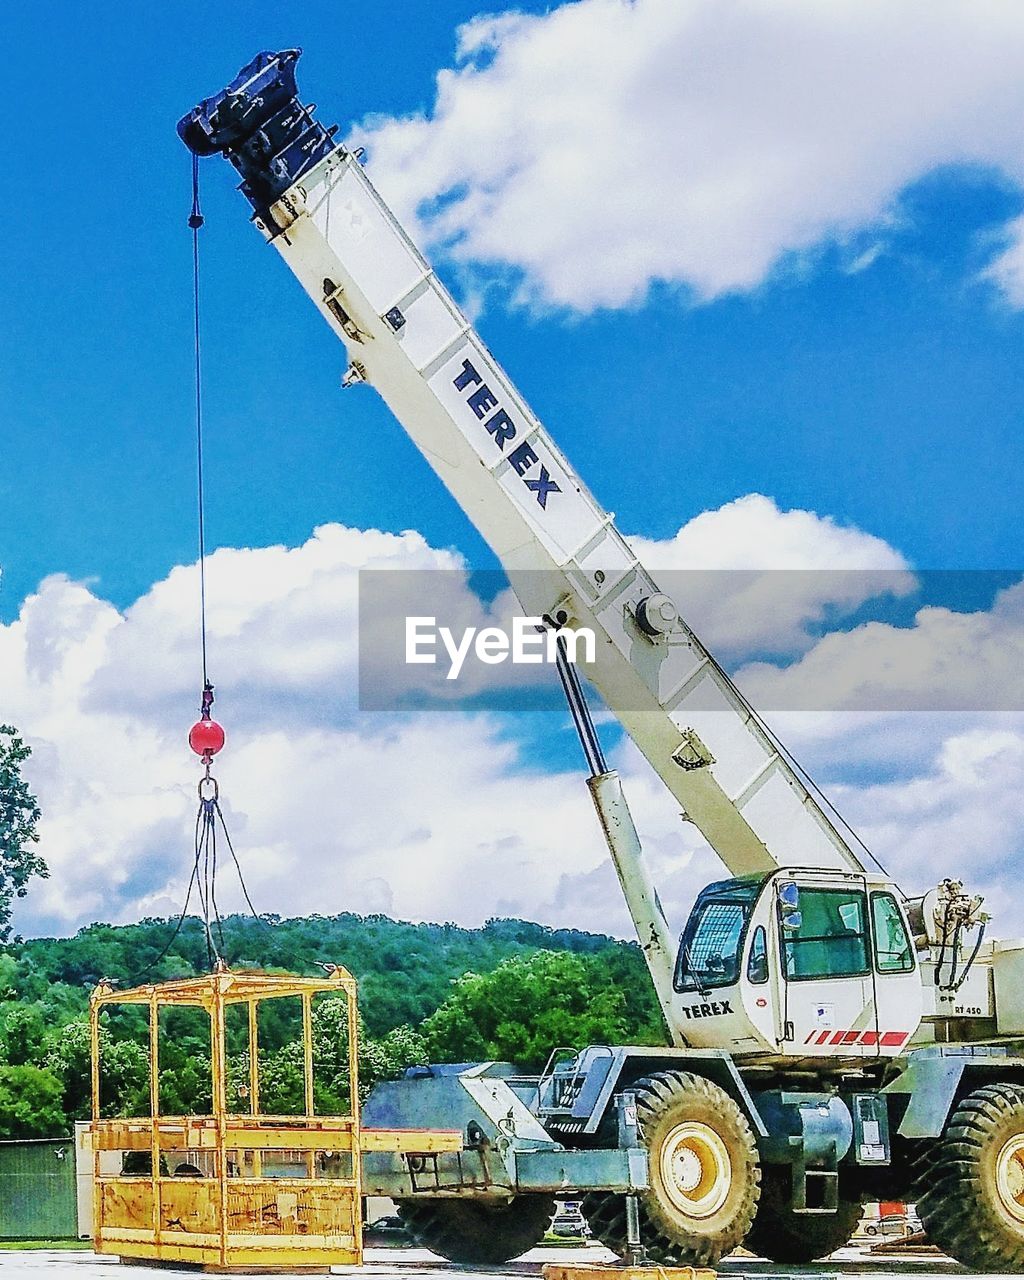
[88,966,364,1272]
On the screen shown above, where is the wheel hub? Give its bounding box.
[658,1121,731,1219]
[996,1134,1024,1223]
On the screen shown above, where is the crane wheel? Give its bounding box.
[743,1168,862,1262]
[582,1071,760,1267]
[916,1081,1024,1271]
[394,1194,555,1264]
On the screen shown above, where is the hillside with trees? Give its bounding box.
[0,911,665,1139]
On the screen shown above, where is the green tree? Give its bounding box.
[43,1018,93,1121]
[0,953,17,1000]
[44,1017,150,1122]
[423,950,664,1070]
[0,726,45,941]
[312,996,353,1113]
[314,1000,429,1106]
[95,1038,150,1119]
[159,1055,212,1117]
[0,1004,46,1065]
[257,1040,305,1115]
[0,1064,66,1138]
[361,1024,429,1098]
[8,911,648,1039]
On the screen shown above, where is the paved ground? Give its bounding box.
[0,1243,976,1280]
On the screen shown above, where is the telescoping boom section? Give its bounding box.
[179,51,864,885]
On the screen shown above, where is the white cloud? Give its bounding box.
[3,500,1023,946]
[981,213,1024,305]
[825,726,1024,923]
[353,0,1024,310]
[632,494,908,573]
[628,493,912,654]
[738,578,1024,711]
[0,526,614,939]
[88,523,462,718]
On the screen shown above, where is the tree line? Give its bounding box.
[0,913,665,1138]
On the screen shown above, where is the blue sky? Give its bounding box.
[3,2,1024,629]
[5,1,1024,937]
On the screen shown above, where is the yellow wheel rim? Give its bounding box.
[996,1134,1024,1223]
[658,1121,732,1219]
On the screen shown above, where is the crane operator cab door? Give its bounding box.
[672,872,922,1059]
[774,873,921,1057]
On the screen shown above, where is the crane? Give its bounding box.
[180,50,1024,1273]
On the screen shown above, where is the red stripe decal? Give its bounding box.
[815,1030,907,1049]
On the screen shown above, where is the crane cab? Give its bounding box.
[670,869,922,1060]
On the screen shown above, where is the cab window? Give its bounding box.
[746,926,768,985]
[871,892,915,974]
[676,901,745,990]
[675,878,765,992]
[781,887,869,981]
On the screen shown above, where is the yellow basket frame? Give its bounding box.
[88,966,363,1271]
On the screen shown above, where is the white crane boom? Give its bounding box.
[179,51,865,881]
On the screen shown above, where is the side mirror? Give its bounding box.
[778,882,802,931]
[778,882,800,909]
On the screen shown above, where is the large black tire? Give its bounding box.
[744,1168,862,1262]
[916,1082,1024,1271]
[582,1071,760,1267]
[395,1194,555,1264]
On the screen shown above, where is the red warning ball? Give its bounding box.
[189,717,225,757]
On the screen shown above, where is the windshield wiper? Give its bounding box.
[683,945,710,999]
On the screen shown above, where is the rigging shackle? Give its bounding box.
[198,773,220,805]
